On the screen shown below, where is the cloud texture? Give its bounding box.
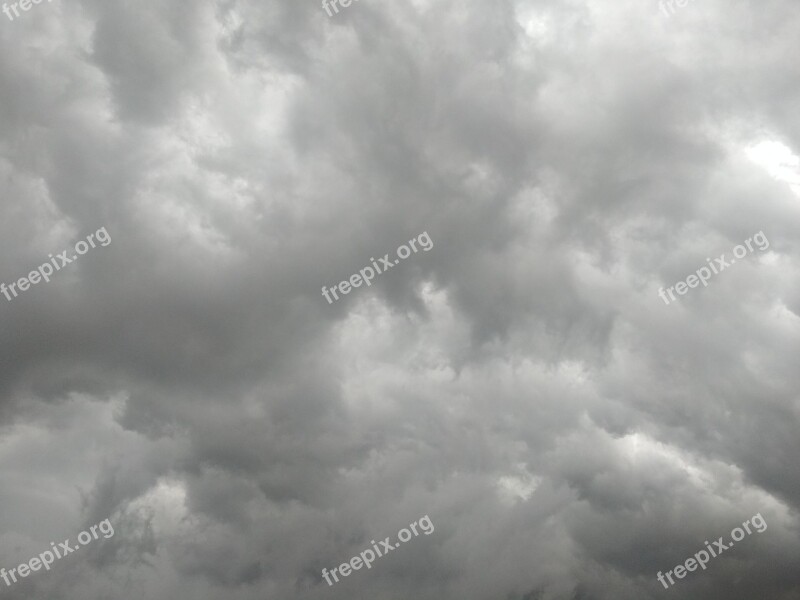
[0,0,799,598]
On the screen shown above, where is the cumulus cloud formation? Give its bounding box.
[0,0,798,598]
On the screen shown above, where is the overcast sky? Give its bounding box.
[0,0,799,599]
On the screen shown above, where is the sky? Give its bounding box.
[0,0,799,599]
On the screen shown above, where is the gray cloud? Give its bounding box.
[0,0,798,599]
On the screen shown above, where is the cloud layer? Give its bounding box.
[0,0,799,599]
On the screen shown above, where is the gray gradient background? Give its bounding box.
[0,0,799,598]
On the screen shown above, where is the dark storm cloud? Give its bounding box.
[0,0,798,599]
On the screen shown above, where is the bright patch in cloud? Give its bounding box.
[746,140,800,196]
